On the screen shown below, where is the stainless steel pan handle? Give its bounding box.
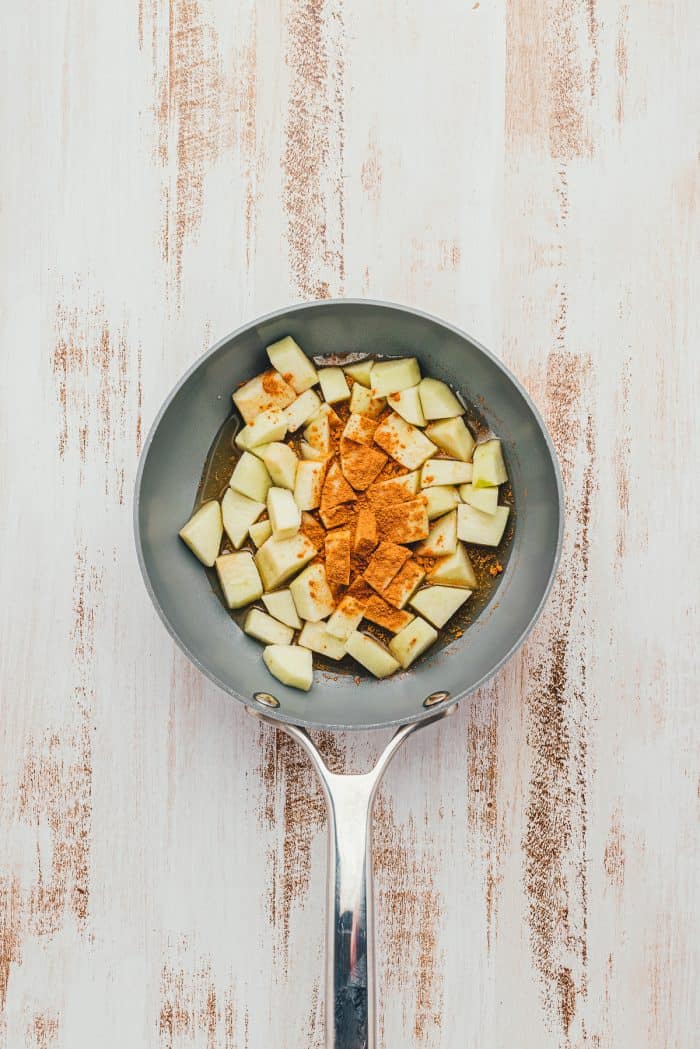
[251,705,458,1049]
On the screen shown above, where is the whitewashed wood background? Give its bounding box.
[1,2,697,1047]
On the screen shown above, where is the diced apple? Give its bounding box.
[325,528,352,588]
[363,594,414,633]
[424,485,459,520]
[472,439,508,487]
[370,357,421,398]
[353,506,378,557]
[262,588,302,629]
[263,644,313,691]
[383,560,425,609]
[244,608,294,646]
[424,417,475,462]
[299,441,330,462]
[179,500,223,566]
[289,562,335,622]
[249,518,272,547]
[416,510,457,557]
[260,442,298,490]
[388,617,438,669]
[344,359,374,387]
[294,460,326,511]
[417,377,464,419]
[298,621,347,661]
[409,586,471,628]
[235,408,287,450]
[420,459,473,487]
[285,389,322,431]
[304,411,330,454]
[349,383,385,419]
[342,413,379,446]
[221,489,265,549]
[215,552,263,609]
[427,542,477,588]
[457,503,510,546]
[366,472,420,506]
[266,335,319,393]
[319,503,356,529]
[364,542,412,593]
[373,413,437,469]
[459,483,499,515]
[318,367,350,404]
[255,533,317,589]
[326,593,367,640]
[267,487,301,540]
[345,631,400,679]
[386,385,426,427]
[232,369,296,424]
[321,461,356,511]
[379,498,430,544]
[229,451,272,502]
[340,442,388,490]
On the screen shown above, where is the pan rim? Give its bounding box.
[133,298,565,731]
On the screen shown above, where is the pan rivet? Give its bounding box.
[254,692,280,709]
[423,690,450,708]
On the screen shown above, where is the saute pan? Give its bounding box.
[134,299,564,1049]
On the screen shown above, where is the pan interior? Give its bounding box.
[135,301,563,730]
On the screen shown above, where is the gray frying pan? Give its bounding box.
[134,299,564,1049]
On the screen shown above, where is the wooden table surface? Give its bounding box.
[1,2,697,1046]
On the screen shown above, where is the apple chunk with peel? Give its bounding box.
[235,408,287,450]
[255,533,316,589]
[410,586,472,629]
[249,518,272,547]
[373,413,437,469]
[298,621,347,661]
[263,645,313,691]
[420,459,472,487]
[459,483,499,515]
[416,510,457,557]
[262,589,302,629]
[425,417,475,462]
[179,500,223,566]
[370,357,421,398]
[215,552,263,609]
[418,377,464,419]
[346,631,400,679]
[389,617,438,669]
[349,383,385,419]
[221,489,265,549]
[472,439,508,487]
[266,336,318,393]
[230,451,272,502]
[318,367,350,404]
[260,442,298,490]
[343,359,373,387]
[285,389,322,431]
[457,503,510,546]
[424,485,459,520]
[267,487,301,540]
[294,460,326,511]
[290,562,335,622]
[243,608,294,646]
[232,369,295,424]
[387,386,426,427]
[427,542,477,589]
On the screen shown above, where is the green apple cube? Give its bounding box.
[427,542,477,588]
[260,442,298,490]
[263,644,313,691]
[261,589,302,629]
[373,413,437,469]
[388,617,438,669]
[249,518,272,547]
[229,451,272,502]
[215,551,263,608]
[471,439,508,487]
[343,359,374,387]
[299,441,330,461]
[255,533,316,589]
[244,608,294,646]
[232,370,296,424]
[349,382,385,418]
[236,408,287,450]
[285,389,322,431]
[289,562,335,622]
[417,377,464,419]
[267,487,301,540]
[221,489,265,549]
[424,485,459,520]
[318,367,350,404]
[424,417,475,462]
[370,357,421,398]
[345,631,400,679]
[387,385,426,427]
[298,621,347,661]
[409,586,472,629]
[294,460,326,510]
[420,459,473,487]
[266,335,318,393]
[179,500,223,566]
[416,510,457,557]
[459,483,499,515]
[457,503,510,546]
